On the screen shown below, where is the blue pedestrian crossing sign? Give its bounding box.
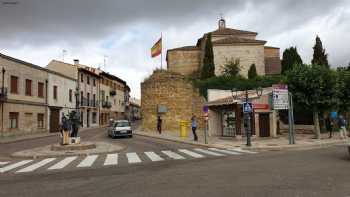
[243,102,253,113]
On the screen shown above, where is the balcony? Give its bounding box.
[102,101,112,109]
[0,87,7,102]
[80,97,99,108]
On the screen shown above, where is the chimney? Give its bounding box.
[73,59,79,66]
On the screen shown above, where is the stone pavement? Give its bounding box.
[134,129,349,151]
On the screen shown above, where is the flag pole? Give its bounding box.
[160,32,163,70]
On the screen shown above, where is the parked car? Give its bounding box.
[108,120,132,138]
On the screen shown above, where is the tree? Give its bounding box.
[311,35,329,68]
[337,69,350,113]
[221,58,241,77]
[200,33,215,79]
[248,64,257,79]
[281,47,303,74]
[285,64,338,139]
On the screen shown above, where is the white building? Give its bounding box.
[47,70,77,133]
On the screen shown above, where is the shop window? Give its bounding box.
[9,112,19,128]
[37,113,44,128]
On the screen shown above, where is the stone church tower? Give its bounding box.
[166,19,281,77]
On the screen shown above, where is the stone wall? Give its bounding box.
[141,70,205,132]
[167,50,201,76]
[213,45,265,77]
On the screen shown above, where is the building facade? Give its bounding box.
[99,72,128,126]
[0,53,48,136]
[47,71,77,133]
[166,18,281,77]
[47,59,100,129]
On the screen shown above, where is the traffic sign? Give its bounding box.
[243,102,253,113]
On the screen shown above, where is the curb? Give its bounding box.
[135,132,347,151]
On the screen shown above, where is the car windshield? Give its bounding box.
[114,122,130,127]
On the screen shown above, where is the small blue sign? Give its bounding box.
[203,105,209,113]
[330,111,337,119]
[243,102,253,113]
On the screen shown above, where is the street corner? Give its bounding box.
[10,141,127,159]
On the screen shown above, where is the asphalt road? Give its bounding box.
[0,144,349,196]
[1,126,350,197]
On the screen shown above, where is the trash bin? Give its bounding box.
[179,120,189,137]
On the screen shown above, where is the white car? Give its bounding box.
[108,120,132,138]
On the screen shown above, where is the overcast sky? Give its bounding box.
[1,0,349,98]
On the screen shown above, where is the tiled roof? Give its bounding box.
[211,28,257,36]
[212,37,266,45]
[0,52,47,72]
[264,46,280,49]
[167,46,200,52]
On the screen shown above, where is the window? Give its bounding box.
[80,73,84,82]
[38,82,44,98]
[53,85,58,100]
[37,113,44,128]
[80,111,84,125]
[10,76,18,94]
[87,76,90,85]
[80,91,84,105]
[92,112,97,124]
[25,79,32,96]
[93,94,96,107]
[9,112,19,128]
[87,93,90,106]
[69,89,73,102]
[93,78,96,86]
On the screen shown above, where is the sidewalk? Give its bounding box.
[134,129,349,151]
[0,127,102,144]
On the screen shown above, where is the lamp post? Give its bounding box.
[231,87,263,147]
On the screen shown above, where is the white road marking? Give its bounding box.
[194,148,225,156]
[208,148,241,155]
[48,156,78,170]
[161,150,185,160]
[178,149,205,158]
[16,158,56,173]
[104,153,118,166]
[228,148,257,154]
[0,161,9,166]
[0,160,33,173]
[77,155,98,168]
[144,152,164,161]
[126,153,141,164]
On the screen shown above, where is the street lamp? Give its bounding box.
[231,86,263,147]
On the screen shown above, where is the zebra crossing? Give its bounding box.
[0,148,257,174]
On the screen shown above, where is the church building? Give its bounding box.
[166,18,281,77]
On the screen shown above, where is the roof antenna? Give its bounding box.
[62,49,67,62]
[103,55,108,71]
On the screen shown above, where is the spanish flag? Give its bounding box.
[151,37,162,58]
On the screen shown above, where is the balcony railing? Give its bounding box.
[80,97,99,107]
[102,101,112,109]
[0,87,7,102]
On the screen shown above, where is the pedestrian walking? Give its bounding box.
[157,116,162,134]
[338,115,348,139]
[325,115,333,138]
[191,115,198,141]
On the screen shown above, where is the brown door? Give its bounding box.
[50,108,60,133]
[259,113,270,137]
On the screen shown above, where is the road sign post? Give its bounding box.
[203,106,209,144]
[272,84,295,144]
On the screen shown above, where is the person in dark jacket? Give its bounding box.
[157,116,162,134]
[338,115,348,139]
[325,115,333,138]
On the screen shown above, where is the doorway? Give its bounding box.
[50,108,60,133]
[259,113,270,137]
[87,110,90,127]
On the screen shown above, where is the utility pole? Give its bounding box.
[1,67,5,137]
[245,90,252,147]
